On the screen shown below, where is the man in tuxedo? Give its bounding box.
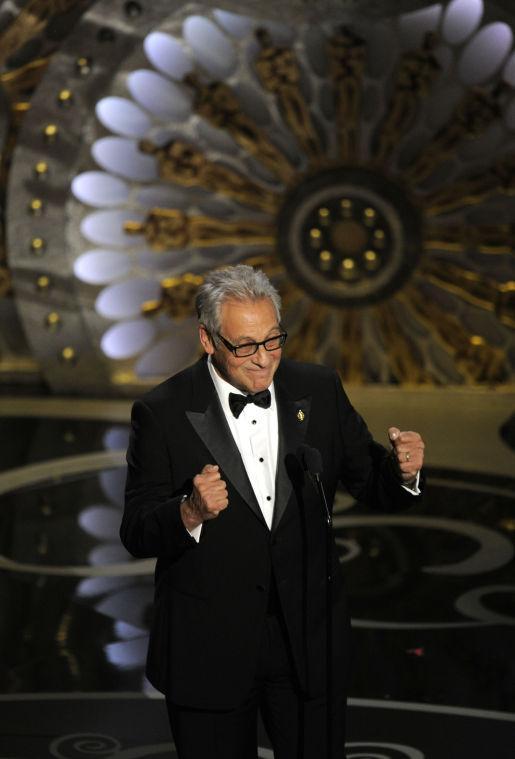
[121,264,425,759]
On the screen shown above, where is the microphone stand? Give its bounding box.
[298,445,334,758]
[313,471,333,759]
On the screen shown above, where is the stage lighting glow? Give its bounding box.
[79,505,121,541]
[458,22,513,85]
[95,585,152,627]
[99,468,127,506]
[442,0,483,45]
[95,279,161,320]
[91,137,157,182]
[213,9,254,39]
[143,32,192,80]
[81,209,145,248]
[135,332,198,378]
[74,249,131,285]
[100,319,156,360]
[75,575,134,599]
[127,69,192,121]
[114,620,147,640]
[103,426,130,452]
[96,96,151,138]
[88,543,131,566]
[104,637,148,669]
[183,16,237,79]
[72,171,129,208]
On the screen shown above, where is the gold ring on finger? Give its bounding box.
[405,452,411,462]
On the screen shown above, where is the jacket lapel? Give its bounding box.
[272,371,311,531]
[185,357,311,531]
[186,359,265,527]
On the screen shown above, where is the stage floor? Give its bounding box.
[0,391,514,758]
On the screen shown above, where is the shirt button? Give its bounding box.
[266,496,271,501]
[259,457,264,462]
[252,419,257,425]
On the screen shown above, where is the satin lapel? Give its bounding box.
[272,381,311,531]
[186,361,265,526]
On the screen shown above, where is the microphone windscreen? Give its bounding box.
[298,444,323,475]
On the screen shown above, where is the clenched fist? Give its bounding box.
[180,464,228,531]
[388,427,425,485]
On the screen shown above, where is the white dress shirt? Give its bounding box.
[187,358,419,541]
[188,357,279,542]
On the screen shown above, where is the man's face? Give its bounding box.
[200,297,282,393]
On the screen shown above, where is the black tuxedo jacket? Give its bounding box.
[121,356,421,709]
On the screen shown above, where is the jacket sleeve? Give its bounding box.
[333,371,423,511]
[120,398,196,559]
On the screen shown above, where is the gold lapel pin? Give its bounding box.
[297,409,305,422]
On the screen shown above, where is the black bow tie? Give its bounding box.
[229,389,271,419]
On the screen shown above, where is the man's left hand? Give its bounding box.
[388,427,425,484]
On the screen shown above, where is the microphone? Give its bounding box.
[297,445,330,524]
[298,444,323,477]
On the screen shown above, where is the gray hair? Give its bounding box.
[196,265,282,339]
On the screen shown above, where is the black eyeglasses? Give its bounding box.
[217,331,287,357]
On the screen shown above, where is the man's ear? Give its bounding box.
[199,324,215,355]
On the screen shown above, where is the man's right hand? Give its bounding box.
[180,464,228,531]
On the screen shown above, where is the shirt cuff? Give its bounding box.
[188,523,203,542]
[401,470,421,495]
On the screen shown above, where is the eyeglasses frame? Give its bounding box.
[215,331,288,357]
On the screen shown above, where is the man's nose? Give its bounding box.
[252,344,272,364]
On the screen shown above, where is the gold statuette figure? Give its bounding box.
[372,32,441,167]
[328,25,367,163]
[184,73,295,185]
[125,209,275,251]
[0,58,49,101]
[139,139,280,215]
[142,273,203,320]
[254,28,323,163]
[404,85,508,185]
[0,0,80,66]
